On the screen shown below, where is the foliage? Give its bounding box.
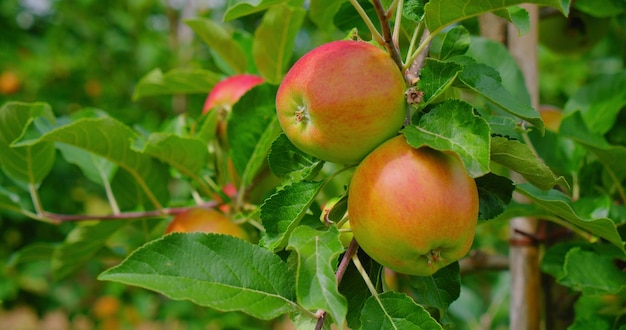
[1,0,626,328]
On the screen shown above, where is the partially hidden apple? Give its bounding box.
[348,135,479,276]
[165,208,249,240]
[202,74,264,114]
[276,40,406,164]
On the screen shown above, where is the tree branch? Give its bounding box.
[371,0,404,72]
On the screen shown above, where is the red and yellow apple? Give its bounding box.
[202,74,264,114]
[347,135,479,276]
[276,40,406,164]
[165,208,249,240]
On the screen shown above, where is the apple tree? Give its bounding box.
[1,0,625,328]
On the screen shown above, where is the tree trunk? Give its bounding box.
[507,5,542,330]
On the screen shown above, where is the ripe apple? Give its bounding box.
[165,208,249,240]
[347,135,479,276]
[276,40,407,164]
[202,74,264,114]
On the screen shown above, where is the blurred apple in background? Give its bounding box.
[165,208,249,241]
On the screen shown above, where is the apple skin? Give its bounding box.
[276,40,406,164]
[347,135,479,276]
[165,208,249,240]
[202,74,264,114]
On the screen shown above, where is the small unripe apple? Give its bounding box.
[202,74,264,114]
[276,40,407,164]
[165,208,249,240]
[348,135,479,276]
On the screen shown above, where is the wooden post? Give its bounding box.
[507,5,542,330]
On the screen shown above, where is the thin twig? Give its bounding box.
[372,0,404,71]
[38,201,219,224]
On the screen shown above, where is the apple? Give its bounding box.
[276,40,407,164]
[202,74,264,114]
[347,135,479,276]
[539,105,563,133]
[0,70,21,95]
[165,208,249,240]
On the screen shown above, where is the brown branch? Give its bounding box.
[459,250,509,275]
[39,201,219,224]
[372,0,404,72]
[405,28,431,85]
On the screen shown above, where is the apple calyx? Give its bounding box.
[295,104,310,123]
[426,248,444,267]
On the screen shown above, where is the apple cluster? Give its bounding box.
[276,40,479,276]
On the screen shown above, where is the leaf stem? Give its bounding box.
[348,0,385,46]
[403,28,436,73]
[392,0,403,48]
[351,252,380,301]
[28,183,44,216]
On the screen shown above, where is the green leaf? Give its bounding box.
[409,262,460,323]
[560,246,626,295]
[57,143,117,187]
[403,0,427,22]
[13,116,170,210]
[516,183,625,253]
[498,6,530,36]
[429,25,470,61]
[99,233,297,320]
[403,99,491,178]
[287,226,347,326]
[267,134,324,183]
[452,56,543,133]
[228,84,281,187]
[560,112,626,182]
[574,0,626,18]
[360,291,443,330]
[0,102,56,187]
[309,0,347,30]
[476,173,514,221]
[259,181,325,251]
[224,0,285,21]
[424,0,569,34]
[0,186,22,214]
[466,36,530,103]
[185,18,249,74]
[6,242,57,268]
[52,221,127,280]
[133,68,223,100]
[490,136,563,190]
[253,4,306,84]
[564,71,626,135]
[134,133,209,182]
[417,59,463,107]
